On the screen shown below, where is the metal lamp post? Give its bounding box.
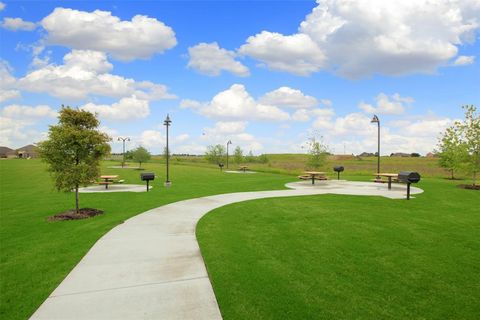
[226,140,232,169]
[163,114,172,187]
[117,137,130,168]
[371,115,380,178]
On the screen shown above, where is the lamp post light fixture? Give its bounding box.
[117,137,130,168]
[226,140,232,169]
[370,115,380,178]
[163,114,172,187]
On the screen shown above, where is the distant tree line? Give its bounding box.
[204,144,269,165]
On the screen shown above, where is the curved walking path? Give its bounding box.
[30,181,422,320]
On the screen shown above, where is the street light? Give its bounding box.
[117,137,130,168]
[370,115,380,178]
[226,140,232,169]
[163,114,172,187]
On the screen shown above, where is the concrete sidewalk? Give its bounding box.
[30,181,422,320]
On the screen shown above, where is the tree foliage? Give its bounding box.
[38,107,111,212]
[307,137,328,170]
[233,146,244,164]
[132,146,151,168]
[245,150,255,163]
[438,105,479,185]
[257,153,269,164]
[437,126,467,179]
[458,105,480,185]
[205,144,226,164]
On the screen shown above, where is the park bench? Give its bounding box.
[238,166,249,172]
[97,181,113,189]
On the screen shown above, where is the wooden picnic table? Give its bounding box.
[238,166,249,173]
[99,175,119,189]
[303,171,326,185]
[373,173,398,190]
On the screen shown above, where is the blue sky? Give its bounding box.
[1,0,479,155]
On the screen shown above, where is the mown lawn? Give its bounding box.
[197,178,480,319]
[0,159,293,320]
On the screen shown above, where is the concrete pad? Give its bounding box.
[78,184,152,193]
[31,180,424,320]
[107,166,141,169]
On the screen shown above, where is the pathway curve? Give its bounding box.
[30,181,422,320]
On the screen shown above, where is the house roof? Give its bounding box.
[0,146,15,155]
[16,144,38,152]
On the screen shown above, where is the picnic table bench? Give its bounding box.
[372,173,398,190]
[301,171,328,185]
[238,166,249,172]
[98,175,119,189]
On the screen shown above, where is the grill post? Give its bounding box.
[406,183,411,200]
[140,172,155,192]
[333,166,344,180]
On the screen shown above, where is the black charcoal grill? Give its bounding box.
[333,166,344,180]
[398,171,421,200]
[140,172,155,192]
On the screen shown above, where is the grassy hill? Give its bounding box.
[147,154,449,178]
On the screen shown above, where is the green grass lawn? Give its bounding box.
[197,178,480,319]
[0,159,293,320]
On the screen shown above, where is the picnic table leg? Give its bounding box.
[388,177,392,190]
[311,175,315,185]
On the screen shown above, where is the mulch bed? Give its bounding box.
[457,184,480,190]
[48,208,104,221]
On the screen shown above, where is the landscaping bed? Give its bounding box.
[48,208,104,221]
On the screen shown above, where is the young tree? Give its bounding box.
[233,146,244,164]
[205,144,226,164]
[124,150,134,160]
[38,107,111,213]
[437,126,467,179]
[458,105,480,185]
[132,146,151,168]
[307,137,328,170]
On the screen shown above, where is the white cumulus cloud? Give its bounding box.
[453,55,475,66]
[187,42,249,77]
[239,31,325,76]
[41,8,177,61]
[358,93,413,115]
[138,130,165,148]
[0,60,21,103]
[201,121,263,152]
[1,104,57,119]
[81,95,150,121]
[240,0,480,77]
[1,17,37,31]
[18,50,175,100]
[259,86,318,108]
[186,84,290,121]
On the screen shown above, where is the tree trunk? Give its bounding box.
[75,184,79,214]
